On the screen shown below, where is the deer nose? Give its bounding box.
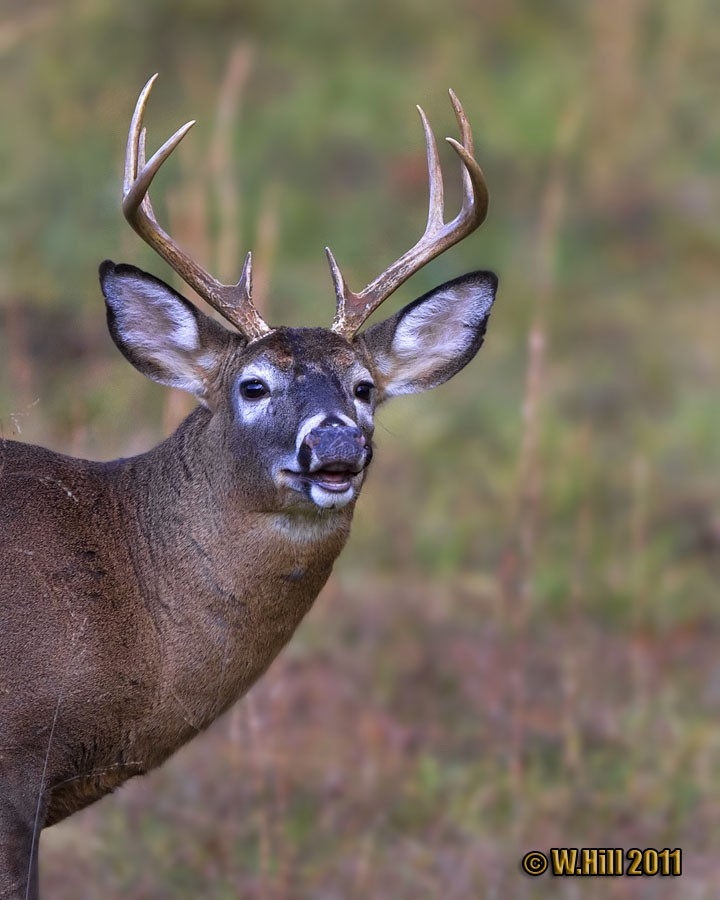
[304,417,365,447]
[298,418,367,472]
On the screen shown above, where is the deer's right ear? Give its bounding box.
[100,261,233,402]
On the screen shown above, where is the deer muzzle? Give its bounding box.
[278,416,373,509]
[297,417,371,494]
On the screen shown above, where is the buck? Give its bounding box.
[0,76,497,897]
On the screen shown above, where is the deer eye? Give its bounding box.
[354,381,374,403]
[239,378,269,400]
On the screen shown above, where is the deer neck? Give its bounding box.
[111,407,353,736]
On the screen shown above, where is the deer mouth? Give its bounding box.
[280,459,368,509]
[301,462,363,493]
[282,460,364,494]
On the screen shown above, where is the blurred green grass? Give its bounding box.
[1,0,719,896]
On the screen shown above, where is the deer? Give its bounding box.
[0,75,497,898]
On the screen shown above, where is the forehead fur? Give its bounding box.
[241,327,358,372]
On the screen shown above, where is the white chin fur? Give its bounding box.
[309,483,355,510]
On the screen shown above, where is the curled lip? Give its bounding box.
[282,461,364,494]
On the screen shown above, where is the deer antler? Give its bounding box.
[123,74,271,341]
[327,90,489,338]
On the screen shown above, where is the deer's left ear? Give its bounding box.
[356,270,497,401]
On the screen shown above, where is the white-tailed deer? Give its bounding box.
[0,76,497,897]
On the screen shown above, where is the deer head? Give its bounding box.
[102,75,497,515]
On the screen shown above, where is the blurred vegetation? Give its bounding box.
[1,0,719,896]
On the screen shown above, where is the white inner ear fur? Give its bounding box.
[393,291,470,359]
[113,279,202,354]
[106,275,214,398]
[376,287,479,388]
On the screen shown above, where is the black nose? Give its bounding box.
[298,419,367,472]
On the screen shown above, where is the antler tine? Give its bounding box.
[446,88,489,229]
[122,75,271,341]
[328,91,489,338]
[417,103,445,232]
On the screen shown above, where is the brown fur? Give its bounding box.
[1,410,350,824]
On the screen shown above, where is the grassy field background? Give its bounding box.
[1,0,719,896]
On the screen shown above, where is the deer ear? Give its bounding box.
[357,270,497,401]
[100,261,233,402]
